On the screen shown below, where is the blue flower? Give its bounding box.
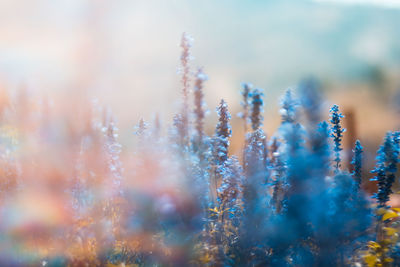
[351,140,363,191]
[371,132,399,207]
[329,104,345,172]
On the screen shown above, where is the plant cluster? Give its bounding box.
[0,34,399,266]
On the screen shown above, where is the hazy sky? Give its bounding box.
[0,0,399,129]
[315,0,400,8]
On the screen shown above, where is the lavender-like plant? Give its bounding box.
[351,140,363,191]
[244,88,267,176]
[250,88,264,131]
[330,104,345,173]
[371,132,399,207]
[193,68,208,150]
[178,32,193,148]
[213,99,232,165]
[238,83,252,132]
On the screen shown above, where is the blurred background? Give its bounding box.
[0,0,400,177]
[1,1,400,263]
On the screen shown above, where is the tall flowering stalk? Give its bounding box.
[193,68,208,151]
[191,68,210,210]
[271,90,299,213]
[210,99,232,203]
[238,83,252,132]
[178,32,192,148]
[214,99,232,164]
[371,132,399,207]
[244,88,267,176]
[250,88,263,131]
[351,140,363,191]
[330,104,345,173]
[201,100,233,266]
[238,83,252,167]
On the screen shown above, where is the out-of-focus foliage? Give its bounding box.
[0,34,399,267]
